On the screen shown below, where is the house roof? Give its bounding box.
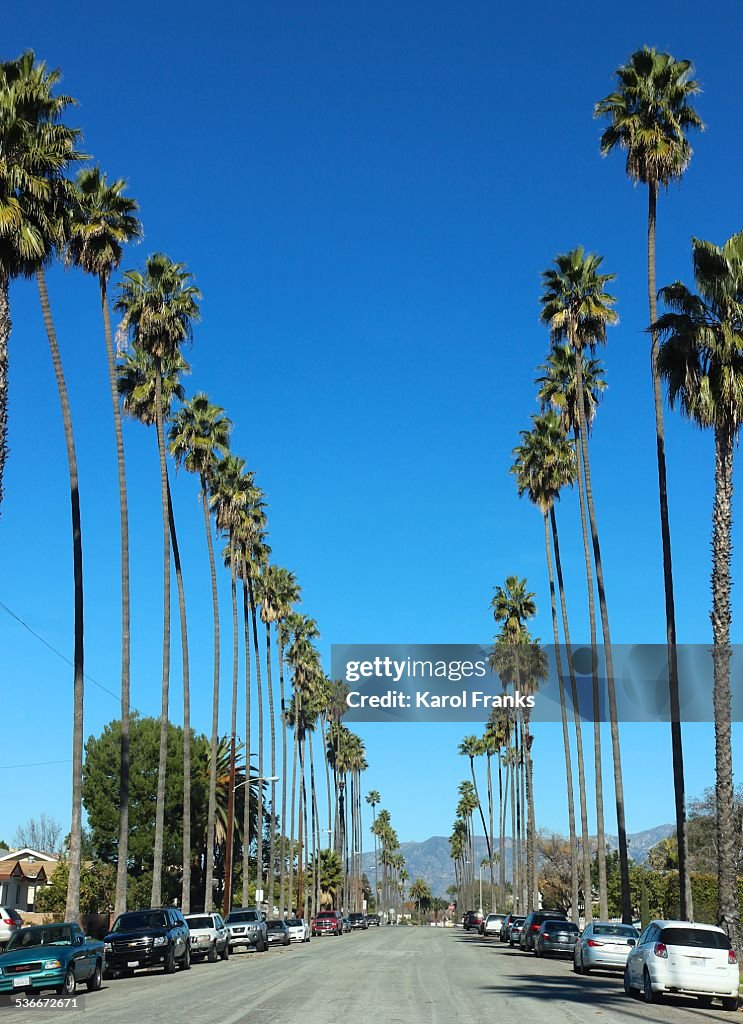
[0,860,50,882]
[0,848,59,864]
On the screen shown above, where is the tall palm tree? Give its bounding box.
[595,47,703,921]
[655,232,743,946]
[458,737,493,900]
[66,165,142,917]
[511,412,582,921]
[115,255,200,906]
[539,248,632,924]
[366,790,381,910]
[168,393,231,910]
[0,53,86,920]
[257,564,284,905]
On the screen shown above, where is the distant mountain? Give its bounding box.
[360,823,675,900]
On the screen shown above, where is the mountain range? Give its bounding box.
[360,823,675,900]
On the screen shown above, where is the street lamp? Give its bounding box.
[223,773,281,916]
[234,775,279,791]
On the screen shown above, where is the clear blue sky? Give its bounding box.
[1,0,742,852]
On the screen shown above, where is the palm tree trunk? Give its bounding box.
[544,512,579,922]
[202,475,221,913]
[509,755,516,911]
[647,179,692,921]
[37,269,84,924]
[301,737,310,919]
[265,620,277,910]
[499,754,507,909]
[241,568,252,905]
[371,805,379,911]
[288,716,298,913]
[0,271,10,512]
[321,718,333,838]
[711,424,738,946]
[100,276,131,919]
[551,505,593,923]
[524,720,538,910]
[247,573,265,901]
[222,533,239,914]
[166,475,191,913]
[469,756,493,865]
[573,422,607,920]
[278,626,288,914]
[486,752,495,910]
[309,735,320,915]
[573,342,631,924]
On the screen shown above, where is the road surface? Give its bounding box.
[1,924,737,1023]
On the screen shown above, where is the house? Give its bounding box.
[0,848,59,913]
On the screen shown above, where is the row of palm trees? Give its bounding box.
[0,49,388,922]
[449,46,741,943]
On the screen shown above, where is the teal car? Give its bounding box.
[0,922,105,996]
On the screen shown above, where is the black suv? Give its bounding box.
[104,907,191,976]
[520,910,568,952]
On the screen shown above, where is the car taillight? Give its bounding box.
[653,942,668,958]
[531,923,540,931]
[587,939,603,948]
[542,933,549,940]
[729,950,738,965]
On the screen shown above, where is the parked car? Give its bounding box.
[574,921,639,974]
[104,907,190,976]
[624,920,739,1009]
[498,913,517,941]
[184,912,230,962]
[0,922,104,996]
[225,908,267,953]
[481,913,507,937]
[265,920,290,947]
[284,918,311,943]
[366,913,381,927]
[462,910,484,932]
[0,907,23,950]
[312,911,343,936]
[520,910,568,951]
[535,919,580,957]
[508,917,526,946]
[349,913,368,931]
[342,916,351,933]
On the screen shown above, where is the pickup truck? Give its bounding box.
[0,922,105,996]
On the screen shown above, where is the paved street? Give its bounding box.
[2,926,738,1023]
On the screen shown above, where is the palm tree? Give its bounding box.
[409,878,431,923]
[168,393,231,910]
[0,52,86,920]
[511,412,583,921]
[595,46,703,921]
[66,165,142,917]
[539,248,632,924]
[655,232,743,946]
[366,790,381,910]
[115,254,200,906]
[257,564,285,906]
[458,737,493,899]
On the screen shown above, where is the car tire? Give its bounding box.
[722,997,739,1012]
[534,945,540,958]
[260,936,268,952]
[164,946,177,974]
[284,937,290,946]
[86,960,102,992]
[623,968,633,996]
[180,945,191,970]
[573,956,581,974]
[207,941,218,963]
[509,939,514,947]
[643,970,659,1004]
[57,968,76,997]
[221,942,229,961]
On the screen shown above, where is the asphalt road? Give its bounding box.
[1,925,739,1024]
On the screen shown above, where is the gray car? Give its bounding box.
[185,912,230,962]
[0,908,22,950]
[535,919,580,957]
[574,921,638,974]
[225,908,268,953]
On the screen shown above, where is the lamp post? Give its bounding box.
[223,774,280,916]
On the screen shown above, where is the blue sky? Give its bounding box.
[1,0,742,854]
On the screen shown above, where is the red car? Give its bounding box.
[463,910,484,932]
[311,911,343,936]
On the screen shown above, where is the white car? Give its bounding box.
[482,914,508,937]
[184,912,230,962]
[284,917,311,943]
[574,921,639,973]
[624,919,739,1010]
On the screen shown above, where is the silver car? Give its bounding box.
[284,918,311,943]
[225,908,268,953]
[185,912,230,962]
[0,908,22,949]
[574,921,638,974]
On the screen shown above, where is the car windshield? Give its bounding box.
[266,921,284,930]
[317,913,336,919]
[511,918,526,925]
[7,926,72,950]
[226,911,258,923]
[350,914,364,920]
[660,927,731,950]
[285,919,302,927]
[594,924,638,938]
[486,916,504,923]
[186,916,213,929]
[113,911,166,932]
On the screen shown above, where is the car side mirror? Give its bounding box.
[76,935,84,945]
[628,939,636,946]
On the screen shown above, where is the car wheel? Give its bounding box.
[722,997,739,1012]
[86,961,102,992]
[57,968,76,997]
[643,970,659,1004]
[623,967,633,996]
[509,939,514,947]
[261,936,268,952]
[581,955,589,974]
[180,945,191,970]
[207,941,219,963]
[534,944,541,958]
[284,937,290,946]
[573,955,581,974]
[164,946,177,974]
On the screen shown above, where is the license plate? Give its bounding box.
[12,977,30,988]
[691,957,706,967]
[127,960,139,967]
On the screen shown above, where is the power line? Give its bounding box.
[0,759,71,770]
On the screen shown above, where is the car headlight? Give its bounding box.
[104,942,112,951]
[153,936,168,947]
[44,960,62,970]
